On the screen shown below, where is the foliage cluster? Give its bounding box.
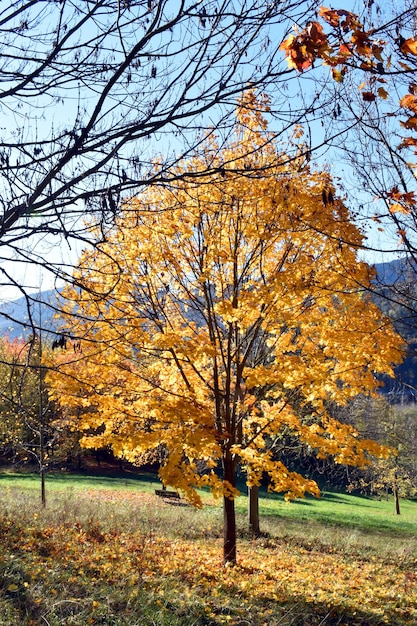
[0,336,83,473]
[0,337,50,464]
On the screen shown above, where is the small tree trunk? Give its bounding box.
[248,485,260,538]
[394,482,401,515]
[38,330,46,508]
[223,454,237,564]
[41,463,46,508]
[40,424,46,507]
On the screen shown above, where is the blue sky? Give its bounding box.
[0,0,411,301]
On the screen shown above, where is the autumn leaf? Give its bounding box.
[400,94,417,113]
[399,137,417,151]
[377,87,389,100]
[280,23,332,72]
[350,30,373,57]
[386,187,415,214]
[338,43,352,58]
[307,21,327,46]
[389,203,410,215]
[332,68,346,83]
[400,117,417,130]
[386,187,416,204]
[318,7,343,27]
[362,91,376,102]
[400,36,417,56]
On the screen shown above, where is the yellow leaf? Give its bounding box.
[389,203,410,215]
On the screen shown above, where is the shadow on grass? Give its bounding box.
[155,577,410,626]
[250,489,417,538]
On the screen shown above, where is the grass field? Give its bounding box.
[0,470,416,625]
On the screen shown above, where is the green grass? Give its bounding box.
[9,469,415,539]
[241,488,417,533]
[0,470,416,625]
[0,468,160,493]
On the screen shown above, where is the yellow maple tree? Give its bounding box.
[47,91,404,563]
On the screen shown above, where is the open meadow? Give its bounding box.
[0,471,416,625]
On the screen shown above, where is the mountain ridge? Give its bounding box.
[0,259,414,396]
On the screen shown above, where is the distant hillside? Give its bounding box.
[0,289,62,340]
[0,258,415,396]
[371,258,417,398]
[373,257,411,286]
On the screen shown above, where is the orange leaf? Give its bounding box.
[307,21,326,45]
[351,30,373,56]
[400,117,417,130]
[401,37,417,56]
[386,186,415,205]
[389,203,409,215]
[338,43,352,57]
[399,137,417,150]
[318,7,341,27]
[279,35,294,52]
[377,87,388,100]
[400,191,416,204]
[400,94,417,113]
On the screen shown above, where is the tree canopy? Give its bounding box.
[48,93,404,562]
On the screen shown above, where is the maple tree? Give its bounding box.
[48,92,403,563]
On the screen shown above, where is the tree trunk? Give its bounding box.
[41,463,46,508]
[394,482,401,515]
[248,485,260,538]
[223,454,237,564]
[38,329,46,508]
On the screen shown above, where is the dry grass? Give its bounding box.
[0,474,416,625]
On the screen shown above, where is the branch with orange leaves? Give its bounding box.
[280,5,417,217]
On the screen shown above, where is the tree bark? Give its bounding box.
[248,485,260,538]
[394,481,401,515]
[41,463,46,508]
[223,454,237,564]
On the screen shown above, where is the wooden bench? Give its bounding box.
[154,489,180,500]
